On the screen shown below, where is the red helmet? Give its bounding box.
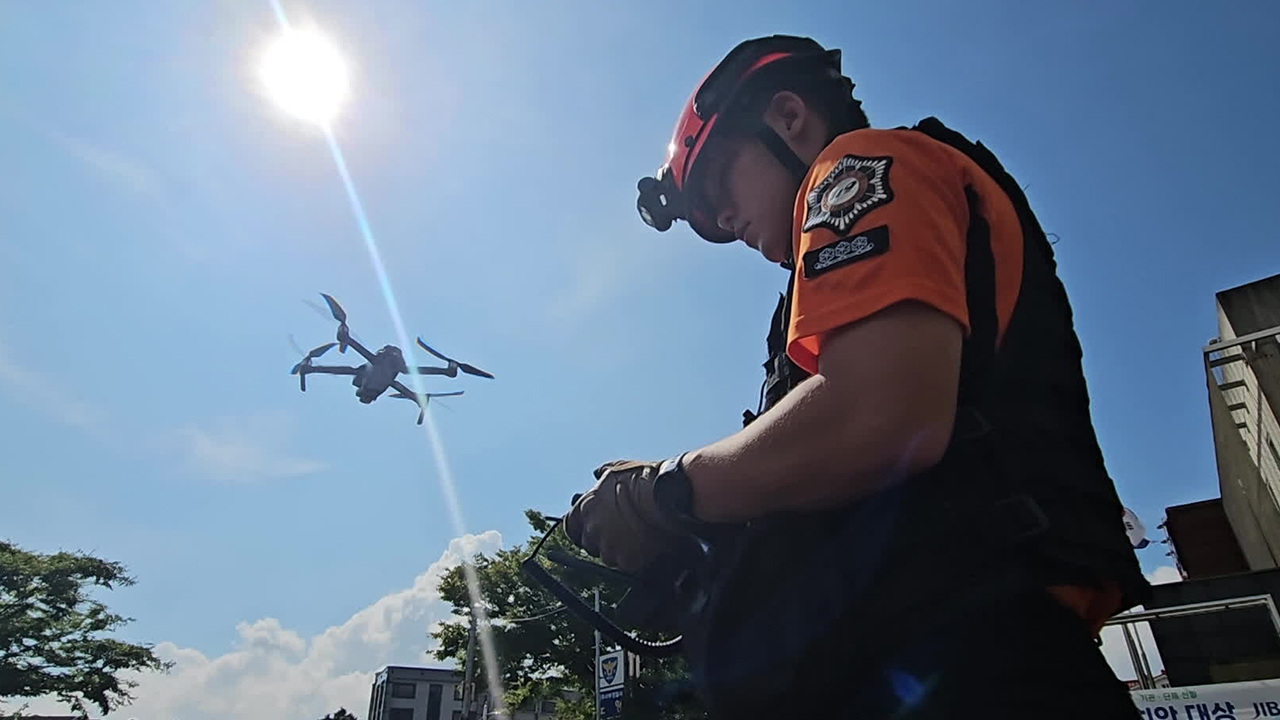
[637,35,847,243]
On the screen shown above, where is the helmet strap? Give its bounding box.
[752,125,808,270]
[754,125,810,184]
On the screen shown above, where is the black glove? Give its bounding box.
[562,459,692,575]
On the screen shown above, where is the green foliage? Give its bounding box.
[319,708,358,720]
[548,691,594,720]
[0,540,172,720]
[430,510,706,719]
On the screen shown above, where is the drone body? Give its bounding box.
[351,345,408,403]
[290,294,493,423]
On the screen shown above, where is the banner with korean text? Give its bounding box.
[1131,679,1280,719]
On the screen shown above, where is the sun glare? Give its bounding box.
[260,28,349,125]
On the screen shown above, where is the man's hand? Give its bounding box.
[562,460,689,575]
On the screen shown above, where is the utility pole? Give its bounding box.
[594,588,601,720]
[1121,623,1149,689]
[462,600,477,720]
[1135,624,1156,688]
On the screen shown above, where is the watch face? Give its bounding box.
[659,457,681,475]
[654,457,693,516]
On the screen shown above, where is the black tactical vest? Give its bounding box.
[744,117,1148,606]
[689,118,1151,711]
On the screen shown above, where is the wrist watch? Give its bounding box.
[652,453,695,519]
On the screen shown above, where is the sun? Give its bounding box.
[260,27,349,126]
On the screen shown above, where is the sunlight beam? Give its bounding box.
[266,1,507,714]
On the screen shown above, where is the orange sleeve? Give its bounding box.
[786,129,972,375]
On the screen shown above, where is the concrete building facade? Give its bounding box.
[1204,272,1280,570]
[1141,273,1280,686]
[367,665,565,720]
[367,666,467,720]
[1162,498,1250,580]
[1159,273,1280,584]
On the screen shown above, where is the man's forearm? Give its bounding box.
[681,373,948,523]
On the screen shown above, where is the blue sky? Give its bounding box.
[3,1,1279,717]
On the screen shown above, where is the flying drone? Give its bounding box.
[290,293,494,424]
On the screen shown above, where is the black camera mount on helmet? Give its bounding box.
[636,168,686,234]
[635,35,855,244]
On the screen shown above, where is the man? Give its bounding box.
[563,35,1150,718]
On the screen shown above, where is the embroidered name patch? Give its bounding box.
[802,224,890,278]
[802,154,894,235]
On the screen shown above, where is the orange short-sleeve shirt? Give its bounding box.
[784,127,1123,630]
[785,128,1023,375]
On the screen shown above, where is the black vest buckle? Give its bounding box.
[952,406,992,441]
[985,493,1050,545]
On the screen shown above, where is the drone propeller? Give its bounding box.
[303,298,368,349]
[390,389,465,425]
[290,342,337,391]
[319,293,352,353]
[390,390,465,400]
[320,292,347,323]
[416,337,495,379]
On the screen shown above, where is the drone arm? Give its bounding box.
[330,322,378,361]
[415,365,459,377]
[389,380,423,401]
[337,331,378,364]
[390,380,428,425]
[300,365,361,375]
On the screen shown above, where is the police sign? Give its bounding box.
[598,650,624,692]
[598,649,625,719]
[600,687,623,719]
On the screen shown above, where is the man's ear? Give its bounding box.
[763,90,828,165]
[763,91,807,141]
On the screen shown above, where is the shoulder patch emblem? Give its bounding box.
[802,224,890,278]
[802,154,894,235]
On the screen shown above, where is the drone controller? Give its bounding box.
[520,513,721,658]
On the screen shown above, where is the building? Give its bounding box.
[1204,272,1280,567]
[1145,568,1280,685]
[368,666,468,720]
[1161,498,1249,580]
[1140,273,1280,686]
[367,665,566,720]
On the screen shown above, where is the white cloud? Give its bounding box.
[237,618,307,658]
[0,339,104,428]
[177,414,327,482]
[6,531,504,720]
[1146,565,1183,585]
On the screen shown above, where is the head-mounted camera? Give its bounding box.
[636,168,686,233]
[637,164,735,244]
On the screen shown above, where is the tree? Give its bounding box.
[430,511,706,719]
[0,540,172,719]
[319,708,358,720]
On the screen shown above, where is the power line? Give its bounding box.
[490,604,567,624]
[459,602,567,625]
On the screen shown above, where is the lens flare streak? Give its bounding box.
[267,0,506,713]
